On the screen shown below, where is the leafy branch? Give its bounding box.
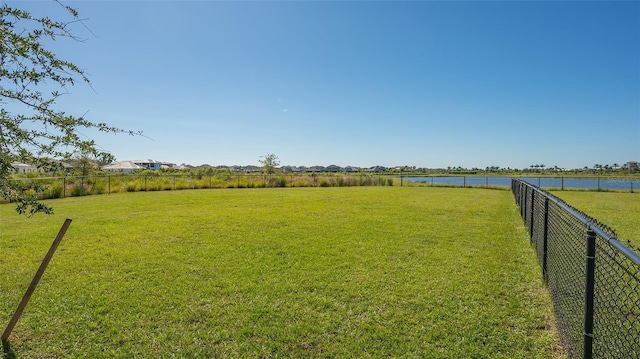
[0,2,139,215]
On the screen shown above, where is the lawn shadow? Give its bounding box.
[1,339,16,359]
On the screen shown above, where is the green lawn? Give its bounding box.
[1,187,561,358]
[551,191,640,249]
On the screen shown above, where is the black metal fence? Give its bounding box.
[512,179,640,359]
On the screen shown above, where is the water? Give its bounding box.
[401,176,640,191]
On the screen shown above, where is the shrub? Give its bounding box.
[292,179,310,187]
[359,176,373,186]
[92,181,107,194]
[275,177,287,187]
[125,182,138,192]
[71,185,86,197]
[48,184,64,199]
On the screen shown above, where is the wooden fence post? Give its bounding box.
[2,219,72,342]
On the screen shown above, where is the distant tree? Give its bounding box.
[70,155,98,177]
[259,153,280,183]
[0,2,137,215]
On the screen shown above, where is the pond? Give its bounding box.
[401,176,640,191]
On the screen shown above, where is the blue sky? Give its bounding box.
[14,0,640,169]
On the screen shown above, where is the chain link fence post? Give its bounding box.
[529,189,535,242]
[542,197,549,281]
[584,228,596,359]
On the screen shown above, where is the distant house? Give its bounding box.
[243,165,261,172]
[102,161,143,173]
[11,162,37,173]
[344,166,359,173]
[626,161,639,172]
[324,165,342,172]
[56,161,75,172]
[161,162,186,170]
[133,159,162,171]
[308,165,325,172]
[367,166,387,173]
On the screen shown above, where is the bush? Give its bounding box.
[92,181,107,194]
[48,184,64,199]
[125,182,138,192]
[71,185,86,196]
[275,177,288,187]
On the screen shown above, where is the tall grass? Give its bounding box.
[3,174,395,205]
[1,187,561,358]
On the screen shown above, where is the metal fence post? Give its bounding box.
[529,189,535,240]
[542,198,549,281]
[521,186,529,219]
[584,228,597,359]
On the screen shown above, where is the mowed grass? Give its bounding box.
[551,191,640,249]
[1,187,560,358]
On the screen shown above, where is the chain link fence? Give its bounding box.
[512,179,640,358]
[3,172,395,202]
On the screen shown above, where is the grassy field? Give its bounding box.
[551,191,640,249]
[1,187,561,358]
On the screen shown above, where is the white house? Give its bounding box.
[102,161,143,173]
[11,162,37,173]
[161,162,186,170]
[133,159,162,171]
